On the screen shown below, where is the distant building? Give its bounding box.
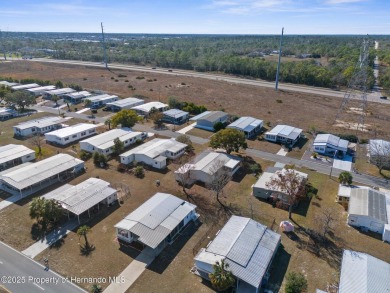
[106,97,144,112]
[0,108,17,121]
[27,85,56,97]
[12,83,40,91]
[43,88,76,99]
[0,144,35,172]
[227,116,263,138]
[131,102,169,116]
[313,134,349,156]
[45,123,97,145]
[162,109,189,125]
[13,116,67,137]
[194,216,281,293]
[264,124,303,147]
[190,111,228,132]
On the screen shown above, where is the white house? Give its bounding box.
[120,138,187,169]
[0,154,84,197]
[106,97,144,112]
[194,216,281,293]
[227,116,263,138]
[62,91,92,104]
[347,187,390,241]
[13,116,67,137]
[175,151,241,185]
[339,250,390,293]
[27,85,56,96]
[264,124,303,147]
[190,111,228,131]
[42,178,117,223]
[313,134,349,156]
[45,123,97,145]
[162,109,189,125]
[131,101,169,116]
[0,144,35,171]
[11,83,40,91]
[115,192,198,256]
[85,94,119,108]
[80,128,146,155]
[43,88,76,99]
[0,81,19,87]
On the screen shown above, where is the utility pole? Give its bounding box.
[101,22,107,68]
[275,27,284,91]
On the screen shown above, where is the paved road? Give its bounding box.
[27,58,390,105]
[0,241,86,293]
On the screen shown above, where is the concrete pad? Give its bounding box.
[276,148,288,156]
[0,194,21,211]
[274,162,286,168]
[177,122,196,134]
[333,159,352,172]
[75,108,90,114]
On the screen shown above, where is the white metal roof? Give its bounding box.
[44,123,96,139]
[13,116,67,130]
[190,111,227,122]
[0,144,35,165]
[265,124,303,140]
[84,94,110,102]
[131,101,168,113]
[107,97,144,108]
[27,85,56,93]
[44,88,75,95]
[227,116,263,133]
[115,193,196,249]
[253,167,308,192]
[339,250,390,293]
[314,134,349,150]
[0,154,84,190]
[338,185,368,198]
[195,216,280,288]
[120,138,187,160]
[12,83,40,90]
[42,178,116,215]
[163,109,189,118]
[80,128,142,150]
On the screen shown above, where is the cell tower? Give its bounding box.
[275,27,284,91]
[334,37,370,133]
[101,22,107,68]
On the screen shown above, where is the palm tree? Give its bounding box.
[338,171,353,185]
[105,119,112,130]
[90,284,102,293]
[208,259,235,292]
[77,225,92,249]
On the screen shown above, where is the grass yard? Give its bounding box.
[186,128,214,139]
[247,139,285,154]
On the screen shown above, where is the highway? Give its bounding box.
[0,241,86,293]
[27,58,390,105]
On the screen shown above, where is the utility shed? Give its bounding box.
[131,101,168,116]
[0,154,84,197]
[339,250,390,293]
[190,111,228,132]
[313,134,349,156]
[42,178,117,223]
[0,144,35,171]
[115,192,198,256]
[120,138,187,169]
[0,81,19,87]
[106,97,144,112]
[62,91,92,104]
[227,116,263,138]
[13,116,67,137]
[194,216,281,293]
[348,188,390,240]
[45,123,97,145]
[264,124,303,147]
[11,83,40,91]
[80,128,146,155]
[162,109,189,125]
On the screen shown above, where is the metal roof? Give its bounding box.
[0,144,35,165]
[80,128,142,150]
[339,250,390,293]
[0,81,19,87]
[163,109,189,118]
[195,216,281,288]
[313,134,349,150]
[13,116,66,130]
[338,185,368,198]
[42,178,116,215]
[193,111,227,123]
[266,124,303,140]
[253,168,308,191]
[0,154,84,190]
[120,138,187,160]
[27,85,56,93]
[12,83,40,90]
[45,123,96,139]
[107,97,144,107]
[115,193,197,249]
[65,91,92,99]
[190,111,211,121]
[348,188,389,223]
[227,116,263,133]
[44,88,75,95]
[131,102,168,113]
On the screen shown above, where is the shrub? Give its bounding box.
[276,99,283,103]
[147,79,153,82]
[83,78,87,80]
[312,152,318,159]
[249,163,261,175]
[360,138,368,144]
[118,74,127,78]
[285,271,307,293]
[136,76,145,80]
[213,121,226,132]
[134,166,145,178]
[125,80,129,82]
[115,79,119,82]
[93,152,108,167]
[338,134,358,143]
[79,150,92,161]
[181,82,186,85]
[111,77,115,80]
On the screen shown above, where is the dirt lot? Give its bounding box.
[2,61,390,141]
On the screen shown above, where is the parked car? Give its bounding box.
[380,96,388,100]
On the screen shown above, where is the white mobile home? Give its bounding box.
[0,108,17,121]
[190,111,228,132]
[120,138,187,169]
[12,83,40,91]
[131,101,168,116]
[43,88,76,99]
[227,116,263,138]
[106,97,144,112]
[115,192,198,256]
[13,116,67,137]
[0,154,84,197]
[27,85,56,97]
[0,144,35,171]
[175,151,241,185]
[313,134,349,156]
[45,123,97,145]
[265,124,303,147]
[80,128,146,155]
[42,178,117,223]
[0,81,19,87]
[194,216,281,293]
[85,94,119,108]
[62,91,92,104]
[162,109,189,125]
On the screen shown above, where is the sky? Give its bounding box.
[0,0,389,34]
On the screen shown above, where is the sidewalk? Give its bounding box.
[176,122,196,134]
[0,194,22,211]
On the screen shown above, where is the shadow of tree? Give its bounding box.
[80,243,95,256]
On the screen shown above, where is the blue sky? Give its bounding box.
[0,0,389,34]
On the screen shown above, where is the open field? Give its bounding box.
[1,61,390,141]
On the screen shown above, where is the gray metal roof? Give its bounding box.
[265,124,303,140]
[115,193,196,249]
[13,116,66,130]
[80,128,142,150]
[339,250,390,293]
[0,154,84,190]
[253,168,308,192]
[227,116,263,133]
[195,216,280,288]
[107,97,144,108]
[197,111,227,123]
[42,178,116,215]
[44,88,76,95]
[348,188,388,224]
[12,83,40,90]
[0,144,35,165]
[163,108,189,118]
[313,134,349,150]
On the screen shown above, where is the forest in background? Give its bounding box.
[1,33,390,91]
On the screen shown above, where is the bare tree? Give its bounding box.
[29,133,45,155]
[369,140,390,174]
[266,168,307,219]
[207,160,232,206]
[175,163,195,201]
[315,207,338,238]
